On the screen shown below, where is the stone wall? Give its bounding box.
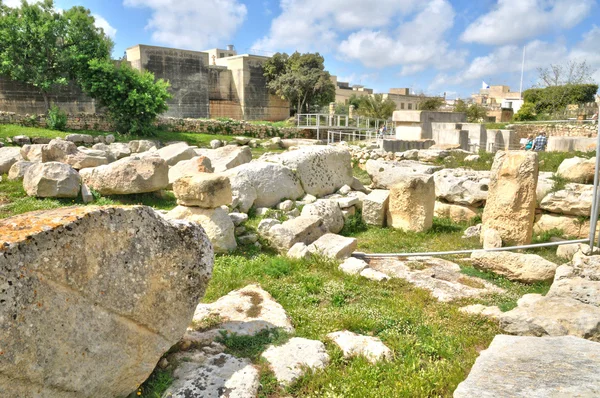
[513,123,598,139]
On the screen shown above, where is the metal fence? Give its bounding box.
[326,130,395,145]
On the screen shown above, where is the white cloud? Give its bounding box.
[337,0,467,73]
[124,0,247,50]
[93,14,117,39]
[570,25,600,82]
[2,0,41,6]
[461,0,594,45]
[253,0,420,53]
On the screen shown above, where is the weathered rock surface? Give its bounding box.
[360,268,391,282]
[44,139,108,169]
[173,174,232,208]
[536,171,554,203]
[308,233,357,260]
[540,183,593,216]
[20,144,45,162]
[267,216,327,253]
[471,250,558,283]
[196,145,252,172]
[326,330,392,363]
[482,228,502,249]
[418,149,449,162]
[128,139,157,153]
[261,338,330,385]
[387,174,435,232]
[23,162,81,198]
[0,206,213,398]
[7,160,33,181]
[534,213,596,239]
[434,201,478,223]
[0,146,23,174]
[168,156,213,187]
[339,257,369,275]
[369,257,503,301]
[163,350,259,398]
[155,142,196,166]
[362,189,390,226]
[165,205,236,253]
[557,156,595,184]
[433,169,489,207]
[80,154,168,195]
[226,162,304,212]
[65,133,94,145]
[556,242,596,260]
[459,304,502,320]
[267,146,353,196]
[300,199,344,233]
[454,335,600,398]
[481,151,538,245]
[287,242,311,259]
[188,285,294,340]
[366,159,441,189]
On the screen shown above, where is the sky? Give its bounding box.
[5,0,600,99]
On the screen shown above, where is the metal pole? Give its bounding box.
[519,46,525,99]
[353,238,589,259]
[589,96,600,251]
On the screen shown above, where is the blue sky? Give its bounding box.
[7,0,600,98]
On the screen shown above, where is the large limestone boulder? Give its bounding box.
[168,156,213,187]
[307,233,357,260]
[434,201,478,223]
[156,142,197,166]
[454,335,600,397]
[557,156,595,184]
[196,145,252,172]
[300,199,344,233]
[0,206,213,398]
[23,162,81,198]
[387,174,435,232]
[547,255,600,306]
[173,174,232,208]
[43,139,108,169]
[534,213,596,239]
[266,146,353,196]
[165,205,236,253]
[433,168,489,207]
[536,171,555,203]
[7,160,33,181]
[362,189,390,226]
[366,158,441,189]
[128,139,157,153]
[267,216,327,253]
[481,151,538,246]
[65,133,94,145]
[0,146,23,174]
[540,183,593,216]
[79,154,168,195]
[225,162,304,211]
[20,143,46,162]
[471,250,558,283]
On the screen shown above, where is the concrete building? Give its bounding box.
[471,84,523,122]
[392,110,466,141]
[331,76,374,105]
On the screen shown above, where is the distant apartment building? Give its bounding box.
[331,77,436,112]
[471,84,523,122]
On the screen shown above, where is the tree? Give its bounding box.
[0,0,112,109]
[420,97,444,111]
[79,60,171,134]
[356,94,396,119]
[263,52,335,114]
[513,102,536,121]
[466,103,488,122]
[537,60,595,87]
[453,99,468,113]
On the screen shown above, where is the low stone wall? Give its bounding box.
[0,111,313,139]
[513,123,598,139]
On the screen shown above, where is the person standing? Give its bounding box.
[532,132,548,152]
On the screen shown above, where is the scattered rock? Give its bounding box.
[7,160,33,181]
[327,330,392,363]
[229,212,248,226]
[0,146,24,174]
[464,154,480,162]
[65,133,94,145]
[482,151,538,245]
[261,338,330,385]
[557,156,595,184]
[366,158,441,189]
[44,139,108,169]
[417,149,449,162]
[0,206,213,398]
[197,145,252,172]
[534,213,595,239]
[433,168,489,207]
[471,250,558,283]
[482,228,502,249]
[23,162,81,198]
[301,199,344,234]
[362,189,390,227]
[277,199,295,211]
[540,183,593,216]
[168,156,213,187]
[238,234,258,245]
[387,174,435,232]
[210,139,222,149]
[556,242,596,260]
[11,135,31,146]
[434,201,478,223]
[462,223,482,239]
[257,218,280,234]
[459,304,502,320]
[81,183,93,204]
[267,216,327,253]
[359,268,391,282]
[173,174,232,208]
[287,242,311,260]
[308,233,357,260]
[339,257,369,275]
[128,140,157,153]
[156,142,197,166]
[454,335,600,397]
[165,205,236,253]
[20,143,45,162]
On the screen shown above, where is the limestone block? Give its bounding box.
[300,199,344,233]
[0,146,24,174]
[0,206,213,398]
[20,144,45,162]
[482,228,502,249]
[471,250,558,283]
[308,233,357,260]
[557,156,595,184]
[339,257,369,275]
[168,156,213,187]
[387,175,435,232]
[540,183,593,216]
[327,330,392,363]
[43,139,108,169]
[7,160,33,181]
[267,216,327,253]
[23,162,81,198]
[156,142,197,166]
[533,213,597,239]
[128,140,157,153]
[481,151,538,246]
[362,189,390,226]
[433,168,490,207]
[434,201,478,223]
[173,174,232,208]
[261,338,330,385]
[196,145,252,172]
[366,158,441,189]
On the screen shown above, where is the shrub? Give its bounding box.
[46,105,68,131]
[79,60,171,134]
[513,102,536,121]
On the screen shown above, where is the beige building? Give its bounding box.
[472,84,523,122]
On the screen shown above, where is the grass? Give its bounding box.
[352,164,371,186]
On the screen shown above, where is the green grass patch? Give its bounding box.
[217,328,290,361]
[133,369,173,398]
[352,164,371,186]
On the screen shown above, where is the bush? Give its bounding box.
[80,60,171,134]
[513,102,536,121]
[46,105,68,131]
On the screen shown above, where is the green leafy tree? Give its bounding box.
[453,99,468,113]
[356,94,396,119]
[513,102,537,121]
[419,97,444,111]
[466,103,488,122]
[263,52,335,114]
[523,84,598,117]
[80,60,171,134]
[0,0,112,109]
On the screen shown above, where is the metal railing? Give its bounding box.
[297,114,391,131]
[326,130,395,145]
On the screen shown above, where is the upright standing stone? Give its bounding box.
[387,175,435,232]
[482,151,538,245]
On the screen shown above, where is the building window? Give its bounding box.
[219,52,224,58]
[408,103,413,110]
[506,101,512,109]
[401,103,405,109]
